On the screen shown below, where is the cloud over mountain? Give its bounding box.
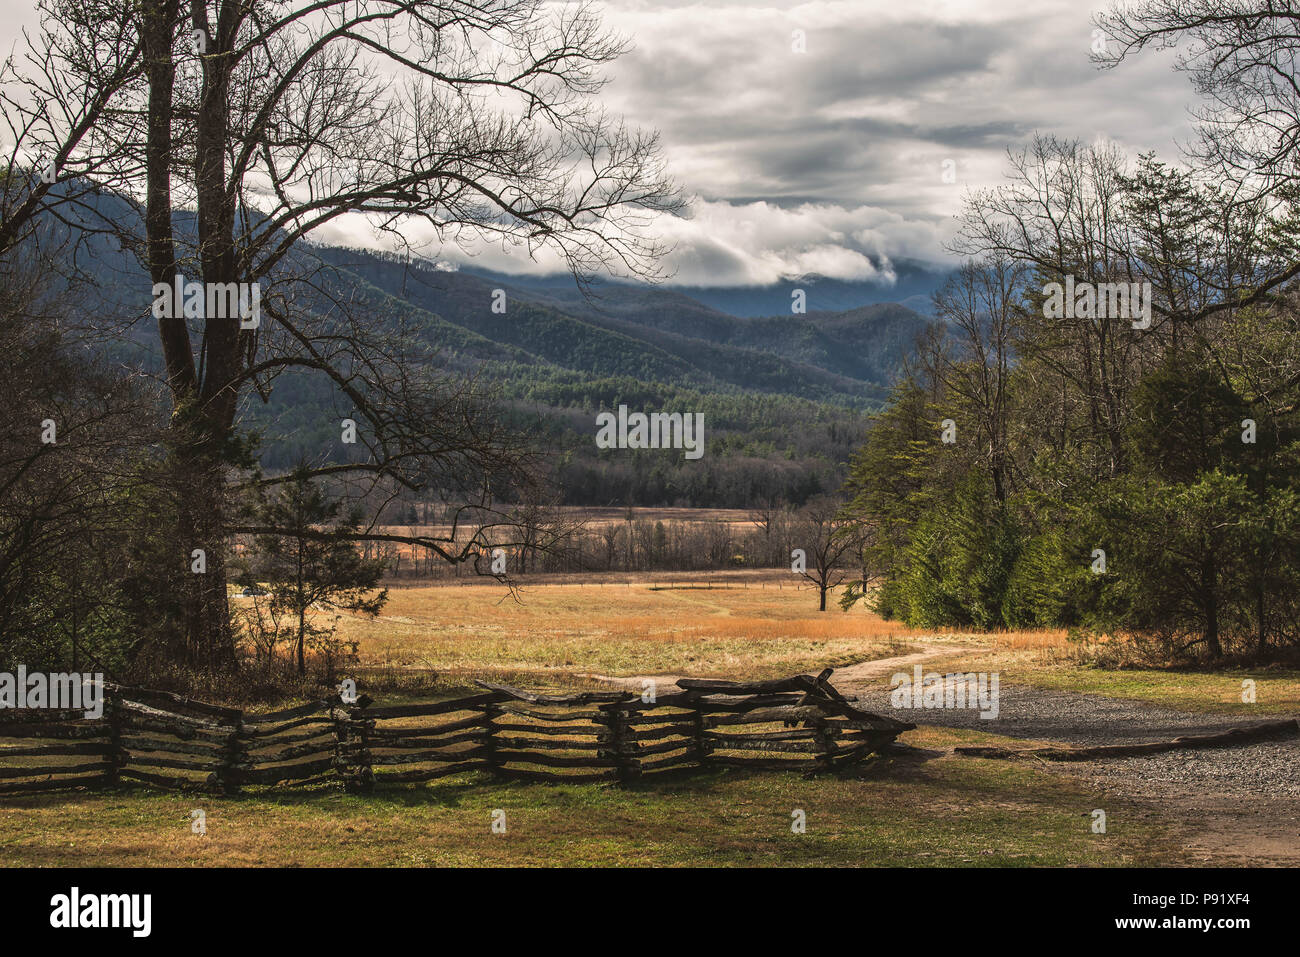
[1,0,1197,289]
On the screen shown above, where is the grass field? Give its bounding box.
[921,630,1300,715]
[0,727,1176,867]
[335,575,919,687]
[7,573,1295,867]
[334,575,1299,714]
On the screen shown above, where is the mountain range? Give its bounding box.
[35,189,942,507]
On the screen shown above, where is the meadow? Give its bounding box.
[335,572,920,687]
[332,572,1298,713]
[0,727,1176,867]
[4,571,1293,867]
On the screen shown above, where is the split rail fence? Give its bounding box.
[0,670,913,795]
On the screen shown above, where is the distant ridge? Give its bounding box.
[29,188,937,506]
[459,260,950,318]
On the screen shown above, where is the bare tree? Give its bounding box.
[0,0,142,257]
[927,258,1026,503]
[1092,1,1300,322]
[1096,1,1300,189]
[750,494,787,538]
[793,499,866,612]
[955,137,1149,477]
[7,0,681,668]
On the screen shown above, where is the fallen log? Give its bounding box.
[474,680,631,705]
[955,718,1299,761]
[677,675,821,695]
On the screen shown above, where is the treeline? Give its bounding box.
[382,512,801,578]
[505,370,871,509]
[843,141,1300,664]
[253,363,873,508]
[378,501,855,613]
[552,456,830,510]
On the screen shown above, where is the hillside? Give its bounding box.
[33,191,935,506]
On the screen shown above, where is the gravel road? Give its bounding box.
[849,684,1300,798]
[851,685,1254,745]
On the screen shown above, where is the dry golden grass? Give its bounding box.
[335,576,921,684]
[984,629,1073,653]
[302,571,1300,714]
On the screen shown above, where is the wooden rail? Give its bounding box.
[0,670,913,795]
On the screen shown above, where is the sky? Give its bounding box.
[0,0,1200,289]
[584,0,1195,287]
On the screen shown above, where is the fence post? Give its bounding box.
[480,702,502,778]
[688,692,711,770]
[103,687,124,789]
[601,700,637,785]
[214,713,247,796]
[813,719,837,775]
[335,700,373,794]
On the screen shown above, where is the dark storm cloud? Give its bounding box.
[295,0,1205,284]
[572,0,1199,285]
[0,0,1191,285]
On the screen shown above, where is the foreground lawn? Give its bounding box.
[0,728,1181,867]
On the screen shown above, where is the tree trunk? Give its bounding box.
[175,449,237,669]
[819,583,828,612]
[143,0,238,670]
[297,534,306,676]
[1201,553,1222,660]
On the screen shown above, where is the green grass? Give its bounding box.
[0,728,1183,867]
[1012,665,1299,715]
[920,637,1300,717]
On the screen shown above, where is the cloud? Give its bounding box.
[0,0,1204,290]
[649,197,947,286]
[595,0,1194,213]
[400,0,1198,287]
[309,195,948,287]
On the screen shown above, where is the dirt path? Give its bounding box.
[578,640,959,692]
[811,641,966,688]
